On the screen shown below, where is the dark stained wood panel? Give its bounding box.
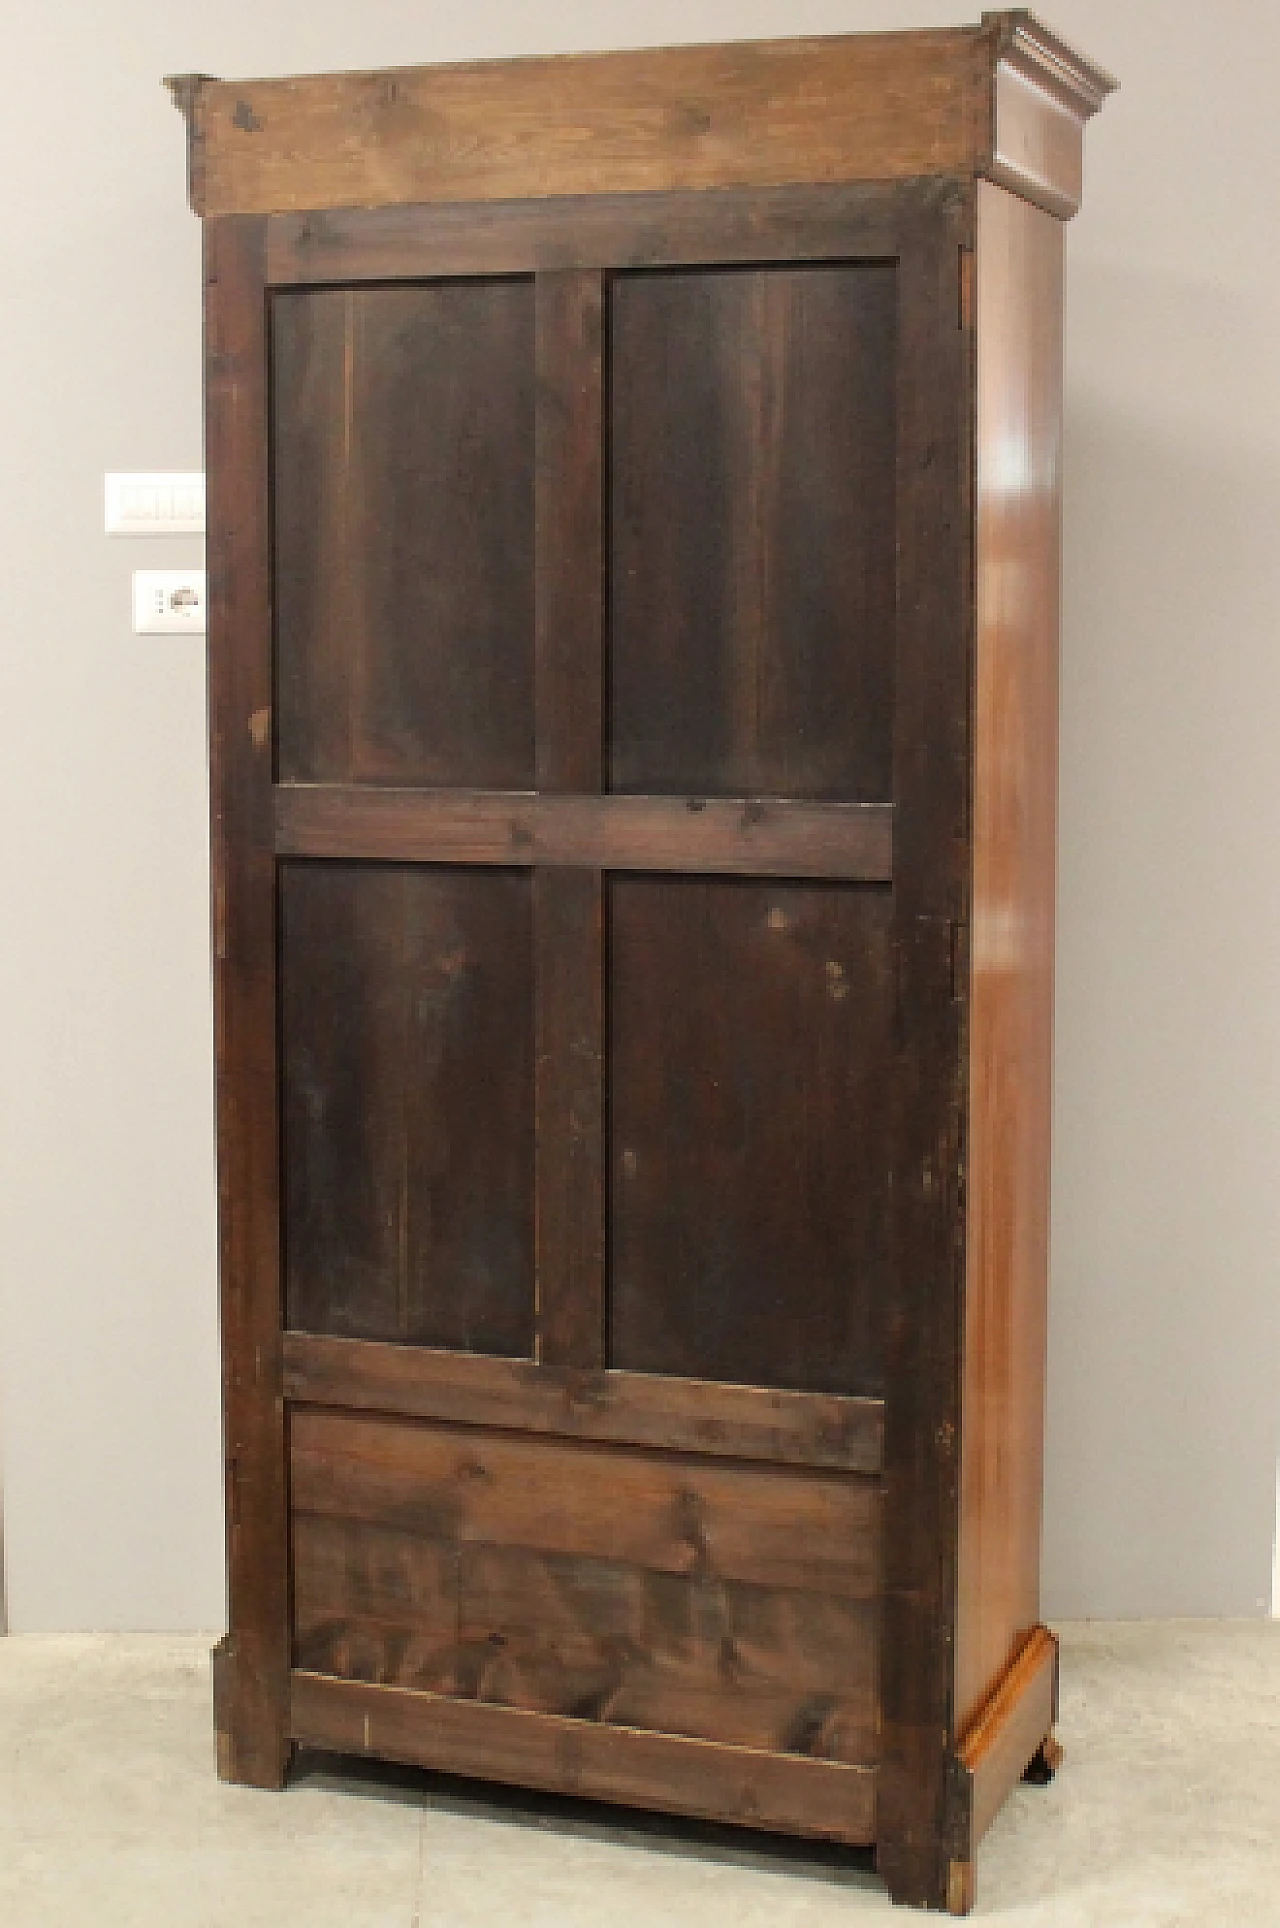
[273,280,535,789]
[535,271,605,794]
[264,181,959,287]
[282,1332,885,1474]
[290,1410,879,1762]
[608,877,894,1396]
[609,263,898,801]
[280,862,535,1354]
[874,209,973,1915]
[289,1670,876,1846]
[204,214,291,1791]
[533,869,606,1369]
[274,785,894,881]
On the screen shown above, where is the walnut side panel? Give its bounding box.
[957,1624,1058,1844]
[954,180,1063,1738]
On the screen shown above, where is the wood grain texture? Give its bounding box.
[264,180,962,286]
[291,1410,879,1596]
[609,263,897,801]
[282,1334,885,1474]
[535,272,605,793]
[289,1670,877,1844]
[954,1624,1058,1846]
[608,875,894,1397]
[954,181,1063,1738]
[274,787,895,880]
[173,28,992,218]
[280,862,535,1355]
[988,11,1118,221]
[875,199,973,1912]
[272,280,535,789]
[534,869,605,1369]
[204,215,290,1790]
[289,1410,880,1764]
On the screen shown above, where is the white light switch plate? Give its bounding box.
[132,569,207,635]
[107,472,205,534]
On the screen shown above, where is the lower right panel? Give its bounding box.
[607,874,895,1401]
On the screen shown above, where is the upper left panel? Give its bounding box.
[272,280,536,788]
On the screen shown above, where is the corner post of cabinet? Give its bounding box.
[203,211,292,1790]
[874,176,975,1913]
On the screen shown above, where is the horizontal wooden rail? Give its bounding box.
[264,181,926,284]
[275,786,893,881]
[289,1670,877,1845]
[282,1332,884,1474]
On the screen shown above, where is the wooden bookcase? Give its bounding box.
[169,14,1114,1912]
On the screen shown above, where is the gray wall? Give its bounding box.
[0,0,1276,1632]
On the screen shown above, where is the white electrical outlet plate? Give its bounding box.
[132,569,207,635]
[107,472,205,534]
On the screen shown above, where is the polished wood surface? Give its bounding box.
[954,180,1064,1741]
[282,1333,886,1474]
[957,1624,1059,1843]
[989,11,1117,220]
[290,1671,877,1844]
[168,17,1113,223]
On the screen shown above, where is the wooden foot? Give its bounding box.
[877,1839,955,1913]
[946,1861,976,1915]
[211,1635,292,1790]
[1022,1732,1064,1787]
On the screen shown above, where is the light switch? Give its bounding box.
[107,472,205,534]
[132,570,207,635]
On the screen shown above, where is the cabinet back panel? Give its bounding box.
[280,862,535,1354]
[608,876,893,1396]
[290,1408,880,1764]
[273,280,536,788]
[608,262,897,801]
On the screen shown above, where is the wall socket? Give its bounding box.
[132,570,207,635]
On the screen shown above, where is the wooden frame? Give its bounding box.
[181,16,1115,1914]
[167,12,1114,223]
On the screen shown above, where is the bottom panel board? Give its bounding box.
[290,1407,881,1767]
[290,1670,877,1845]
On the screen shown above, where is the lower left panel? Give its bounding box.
[279,860,535,1355]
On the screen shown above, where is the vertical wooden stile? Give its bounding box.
[876,187,974,1911]
[204,214,291,1788]
[533,271,608,1370]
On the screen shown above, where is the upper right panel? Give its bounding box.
[608,262,899,802]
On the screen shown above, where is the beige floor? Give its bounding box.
[0,1622,1277,1924]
